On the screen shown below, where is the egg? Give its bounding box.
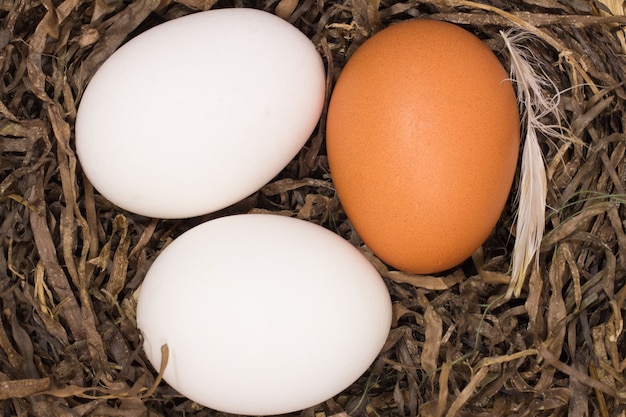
[136,214,392,415]
[326,19,520,274]
[76,8,325,219]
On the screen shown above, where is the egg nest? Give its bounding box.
[1,1,625,416]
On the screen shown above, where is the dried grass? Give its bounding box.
[1,0,625,416]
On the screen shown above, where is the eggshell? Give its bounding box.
[326,19,520,274]
[75,8,325,218]
[136,214,392,415]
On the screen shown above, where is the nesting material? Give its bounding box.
[0,1,625,416]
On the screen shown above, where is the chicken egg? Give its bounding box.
[326,19,520,274]
[76,8,325,218]
[136,214,392,415]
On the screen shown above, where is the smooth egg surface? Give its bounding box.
[326,19,520,274]
[76,8,325,218]
[136,214,392,415]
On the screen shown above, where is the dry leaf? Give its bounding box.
[275,0,299,19]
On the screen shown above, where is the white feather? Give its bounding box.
[501,30,563,298]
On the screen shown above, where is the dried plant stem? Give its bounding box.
[594,0,626,54]
[452,0,599,95]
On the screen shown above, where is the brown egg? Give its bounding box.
[326,19,520,274]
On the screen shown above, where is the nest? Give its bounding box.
[1,0,625,416]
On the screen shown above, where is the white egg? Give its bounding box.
[75,8,325,218]
[136,214,392,415]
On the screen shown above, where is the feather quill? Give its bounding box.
[501,30,563,298]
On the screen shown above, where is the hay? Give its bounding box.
[0,0,625,416]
